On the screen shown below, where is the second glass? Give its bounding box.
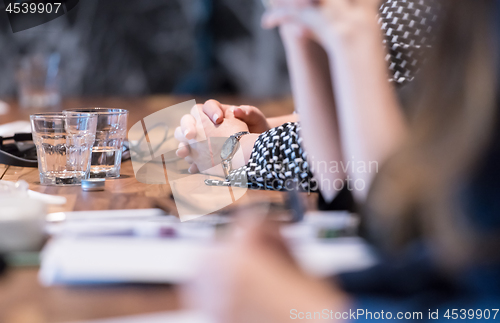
[64,108,128,178]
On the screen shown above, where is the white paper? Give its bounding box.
[45,210,216,239]
[0,120,31,136]
[39,237,210,286]
[46,208,168,222]
[292,238,377,277]
[40,211,377,286]
[40,237,375,286]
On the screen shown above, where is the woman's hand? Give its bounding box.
[180,100,269,136]
[201,100,271,133]
[174,103,256,176]
[183,219,350,323]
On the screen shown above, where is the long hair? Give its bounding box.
[364,0,500,269]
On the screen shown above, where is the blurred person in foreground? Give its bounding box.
[182,0,500,322]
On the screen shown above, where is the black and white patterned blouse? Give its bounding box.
[381,0,439,84]
[206,0,439,191]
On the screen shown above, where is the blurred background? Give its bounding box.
[0,0,291,103]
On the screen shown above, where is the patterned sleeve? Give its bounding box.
[379,0,440,85]
[206,0,440,191]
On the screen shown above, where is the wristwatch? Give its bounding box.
[220,131,250,179]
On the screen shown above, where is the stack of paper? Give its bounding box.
[40,210,377,286]
[40,237,210,285]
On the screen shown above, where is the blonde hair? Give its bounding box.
[364,0,500,269]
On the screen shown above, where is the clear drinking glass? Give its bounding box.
[30,112,97,185]
[64,108,128,178]
[17,53,61,110]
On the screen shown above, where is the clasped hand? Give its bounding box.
[174,100,264,175]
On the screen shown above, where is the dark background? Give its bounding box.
[0,0,291,99]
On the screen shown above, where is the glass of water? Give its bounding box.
[17,53,61,110]
[64,108,128,178]
[30,112,97,185]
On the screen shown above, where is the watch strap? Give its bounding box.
[232,131,250,140]
[220,131,249,179]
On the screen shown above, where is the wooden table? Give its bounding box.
[0,96,305,323]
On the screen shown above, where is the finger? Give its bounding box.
[185,156,194,164]
[233,106,263,127]
[174,126,188,142]
[176,142,190,158]
[190,104,209,141]
[202,100,226,125]
[188,163,199,174]
[261,9,297,29]
[233,106,251,121]
[224,106,236,119]
[233,106,258,125]
[190,103,207,125]
[272,0,312,8]
[180,114,197,140]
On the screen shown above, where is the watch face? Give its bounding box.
[221,137,238,160]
